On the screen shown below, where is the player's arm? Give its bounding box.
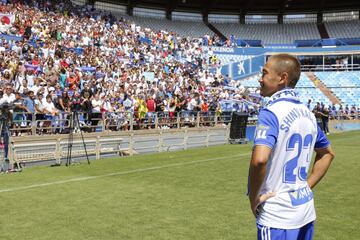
[307,146,335,189]
[307,125,335,189]
[249,145,275,216]
[248,109,278,217]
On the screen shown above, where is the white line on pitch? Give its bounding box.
[0,153,250,194]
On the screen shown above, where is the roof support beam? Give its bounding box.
[166,0,178,20]
[126,0,135,16]
[278,13,283,24]
[240,9,245,24]
[201,0,217,23]
[317,11,323,24]
[202,0,219,17]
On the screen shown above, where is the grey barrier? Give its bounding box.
[4,126,231,167]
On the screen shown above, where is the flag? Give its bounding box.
[0,13,15,25]
[0,13,15,32]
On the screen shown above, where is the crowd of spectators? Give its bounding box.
[328,103,360,120]
[309,99,360,135]
[1,1,357,137]
[0,0,254,135]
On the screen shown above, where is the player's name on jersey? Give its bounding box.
[280,107,314,132]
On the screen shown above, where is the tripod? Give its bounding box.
[65,111,90,166]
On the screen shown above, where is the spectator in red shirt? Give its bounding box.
[146,95,156,126]
[201,99,210,125]
[201,99,209,112]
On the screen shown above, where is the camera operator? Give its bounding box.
[70,91,83,132]
[0,85,15,172]
[81,91,92,126]
[57,91,71,133]
[81,83,93,125]
[0,106,12,172]
[71,91,82,112]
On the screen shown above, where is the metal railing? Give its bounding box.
[301,64,360,71]
[9,111,242,136]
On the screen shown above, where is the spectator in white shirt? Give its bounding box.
[0,84,15,105]
[92,94,103,113]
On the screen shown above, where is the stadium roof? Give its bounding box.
[112,0,360,15]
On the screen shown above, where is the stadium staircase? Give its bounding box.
[317,23,330,39]
[313,72,360,106]
[205,22,227,41]
[304,72,341,104]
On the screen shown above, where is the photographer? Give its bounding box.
[80,82,94,115]
[70,91,82,112]
[70,91,82,131]
[57,91,71,133]
[81,91,93,126]
[0,88,14,172]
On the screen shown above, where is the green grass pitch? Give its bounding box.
[0,130,359,239]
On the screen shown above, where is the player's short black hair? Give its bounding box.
[269,54,301,88]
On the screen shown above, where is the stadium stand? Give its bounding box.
[125,16,213,38]
[0,0,359,139]
[0,0,254,137]
[325,20,360,39]
[237,75,260,88]
[239,73,332,107]
[212,23,321,45]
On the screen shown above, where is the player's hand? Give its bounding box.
[251,191,276,217]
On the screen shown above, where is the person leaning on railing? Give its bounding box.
[12,92,30,136]
[90,93,103,130]
[23,90,36,134]
[34,92,46,133]
[200,99,209,125]
[146,95,156,127]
